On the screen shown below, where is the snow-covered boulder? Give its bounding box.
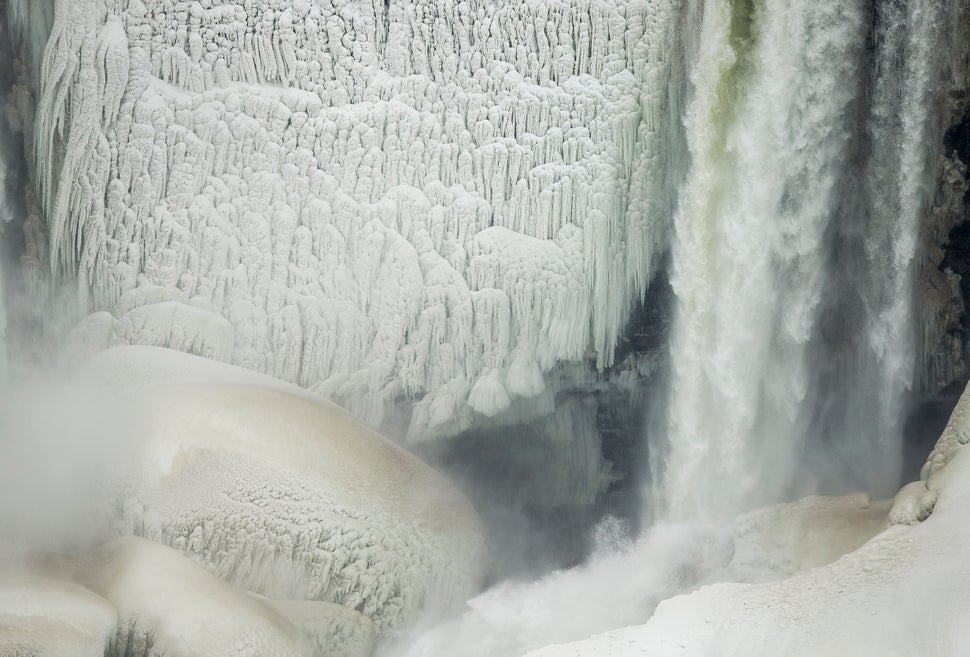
[81,346,487,635]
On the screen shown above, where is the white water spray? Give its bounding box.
[659,0,947,519]
[854,0,944,478]
[660,0,867,519]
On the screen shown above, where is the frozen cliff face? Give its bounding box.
[4,0,679,444]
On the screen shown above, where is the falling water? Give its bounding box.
[833,0,944,488]
[657,0,946,520]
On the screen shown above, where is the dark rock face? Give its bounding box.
[414,273,671,579]
[909,1,970,477]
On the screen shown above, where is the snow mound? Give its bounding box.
[84,346,487,634]
[727,493,890,582]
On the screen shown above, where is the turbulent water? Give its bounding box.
[656,0,947,520]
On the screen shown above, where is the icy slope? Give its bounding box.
[81,345,487,635]
[525,383,970,657]
[7,0,678,439]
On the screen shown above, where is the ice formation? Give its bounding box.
[79,345,487,634]
[1,537,378,657]
[6,0,680,441]
[1,0,968,652]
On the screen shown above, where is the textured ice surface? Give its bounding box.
[263,598,377,657]
[9,0,678,440]
[80,345,487,634]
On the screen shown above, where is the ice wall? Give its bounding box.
[5,0,678,442]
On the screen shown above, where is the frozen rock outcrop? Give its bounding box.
[74,537,315,657]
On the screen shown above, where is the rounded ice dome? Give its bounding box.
[82,346,488,635]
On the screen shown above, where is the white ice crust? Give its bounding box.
[74,537,314,657]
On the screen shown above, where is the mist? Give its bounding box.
[0,367,141,560]
[379,519,731,657]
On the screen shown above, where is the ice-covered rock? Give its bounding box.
[263,598,377,657]
[73,537,314,657]
[81,345,487,634]
[727,493,891,582]
[888,480,938,526]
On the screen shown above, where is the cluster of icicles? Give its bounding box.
[7,0,676,441]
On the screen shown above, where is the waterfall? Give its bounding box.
[657,0,946,520]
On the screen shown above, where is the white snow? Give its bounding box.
[726,493,891,583]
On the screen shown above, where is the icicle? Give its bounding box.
[16,0,681,440]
